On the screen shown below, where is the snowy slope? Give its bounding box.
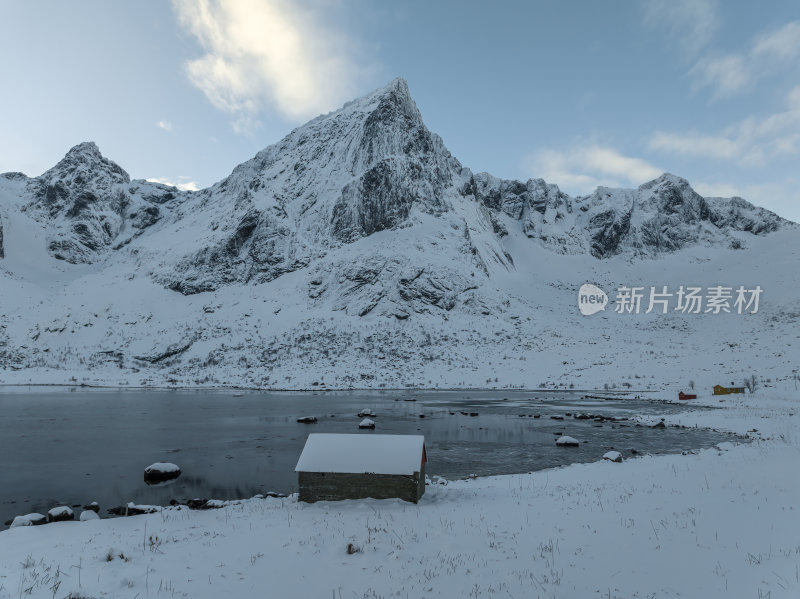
[0,78,797,390]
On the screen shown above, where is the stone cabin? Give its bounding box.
[295,433,427,503]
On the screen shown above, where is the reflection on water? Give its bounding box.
[1,388,738,525]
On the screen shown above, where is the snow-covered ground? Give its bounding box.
[2,386,798,599]
[0,222,797,392]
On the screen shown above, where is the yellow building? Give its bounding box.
[713,385,746,395]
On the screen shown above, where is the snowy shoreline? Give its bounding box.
[1,385,797,598]
[0,382,659,393]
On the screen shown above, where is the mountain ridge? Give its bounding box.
[1,78,790,275]
[0,78,797,390]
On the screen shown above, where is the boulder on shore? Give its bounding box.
[603,451,623,463]
[47,506,75,522]
[108,502,160,516]
[10,513,47,528]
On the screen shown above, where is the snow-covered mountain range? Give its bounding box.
[1,78,797,390]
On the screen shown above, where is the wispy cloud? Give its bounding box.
[643,0,719,57]
[146,176,200,191]
[156,120,173,132]
[528,145,663,193]
[172,0,371,132]
[649,85,800,165]
[690,20,800,99]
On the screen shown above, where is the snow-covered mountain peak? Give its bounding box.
[320,76,415,122]
[8,142,183,264]
[40,141,130,187]
[156,79,469,293]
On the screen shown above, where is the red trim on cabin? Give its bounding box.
[421,444,427,468]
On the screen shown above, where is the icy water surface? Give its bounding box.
[1,388,740,525]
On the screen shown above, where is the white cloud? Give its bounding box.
[752,20,800,60]
[689,54,750,98]
[649,131,740,161]
[171,0,371,131]
[157,120,173,132]
[643,0,719,57]
[649,85,800,165]
[528,145,663,194]
[690,20,800,99]
[147,177,200,191]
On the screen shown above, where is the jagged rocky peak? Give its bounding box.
[39,141,130,188]
[218,77,452,194]
[330,78,463,241]
[22,142,132,263]
[19,142,182,264]
[163,78,467,294]
[215,77,461,221]
[30,142,130,218]
[637,173,710,222]
[581,174,789,257]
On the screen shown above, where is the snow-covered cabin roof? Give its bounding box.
[295,434,426,475]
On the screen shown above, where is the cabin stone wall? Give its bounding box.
[299,469,425,504]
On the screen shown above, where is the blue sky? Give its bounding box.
[1,0,798,220]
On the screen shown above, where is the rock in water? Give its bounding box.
[297,416,318,423]
[603,451,623,463]
[144,462,181,484]
[556,435,580,447]
[47,506,75,522]
[358,418,376,429]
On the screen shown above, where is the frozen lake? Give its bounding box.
[1,388,739,525]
